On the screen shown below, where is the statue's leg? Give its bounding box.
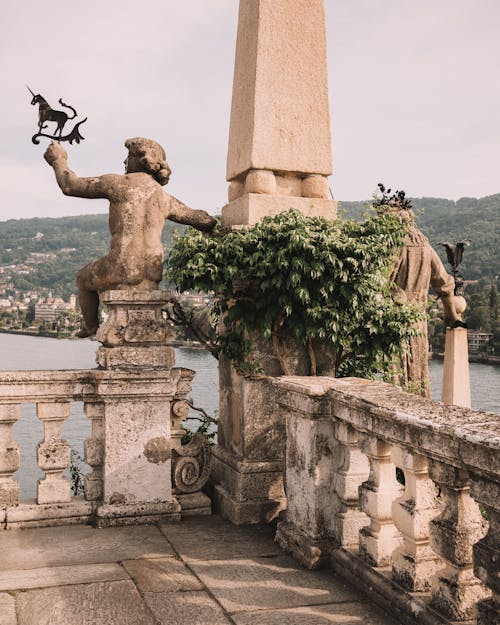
[76,266,100,337]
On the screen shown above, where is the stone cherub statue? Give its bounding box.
[375,186,459,397]
[44,139,216,337]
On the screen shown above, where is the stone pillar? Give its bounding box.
[93,290,183,526]
[223,0,337,228]
[214,0,336,525]
[0,404,20,508]
[442,327,471,408]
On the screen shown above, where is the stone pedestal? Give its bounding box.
[441,327,471,408]
[93,290,182,526]
[212,356,286,524]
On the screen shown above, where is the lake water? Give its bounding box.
[0,333,498,498]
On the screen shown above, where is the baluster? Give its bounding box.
[36,401,71,504]
[428,461,490,620]
[0,404,20,507]
[332,422,370,549]
[359,436,403,566]
[83,402,104,501]
[470,477,499,625]
[390,446,442,591]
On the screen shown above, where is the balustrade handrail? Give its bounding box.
[274,376,500,478]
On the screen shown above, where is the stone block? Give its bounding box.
[0,593,16,625]
[442,327,471,408]
[122,557,203,592]
[0,480,19,507]
[213,484,285,525]
[177,491,212,517]
[95,500,181,528]
[244,169,277,194]
[0,524,173,570]
[188,555,357,613]
[15,580,157,625]
[159,515,281,561]
[275,520,334,570]
[222,193,337,228]
[144,591,231,625]
[100,399,172,505]
[37,477,71,505]
[0,563,127,591]
[6,500,93,529]
[302,174,330,199]
[232,601,399,625]
[96,345,175,370]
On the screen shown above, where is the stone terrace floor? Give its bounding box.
[0,516,398,625]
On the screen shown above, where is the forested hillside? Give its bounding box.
[339,193,500,282]
[0,193,498,299]
[0,214,186,298]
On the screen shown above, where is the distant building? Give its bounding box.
[468,330,493,352]
[34,295,77,322]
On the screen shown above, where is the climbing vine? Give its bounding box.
[165,208,421,378]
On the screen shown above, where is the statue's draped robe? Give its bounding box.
[391,227,454,397]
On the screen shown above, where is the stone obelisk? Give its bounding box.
[213,0,336,524]
[222,0,337,228]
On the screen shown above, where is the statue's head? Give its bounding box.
[373,184,415,222]
[124,137,172,185]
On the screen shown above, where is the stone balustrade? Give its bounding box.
[0,367,198,528]
[274,376,499,625]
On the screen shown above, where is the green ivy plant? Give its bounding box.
[165,208,421,378]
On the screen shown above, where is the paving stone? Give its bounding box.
[16,580,156,625]
[122,557,203,592]
[0,562,127,591]
[0,593,16,625]
[160,515,282,561]
[232,601,398,625]
[144,590,232,625]
[0,524,173,570]
[189,555,360,613]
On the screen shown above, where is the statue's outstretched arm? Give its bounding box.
[44,142,120,199]
[167,195,217,232]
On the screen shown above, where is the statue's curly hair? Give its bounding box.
[124,137,172,185]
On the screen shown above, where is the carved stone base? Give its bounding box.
[95,500,181,527]
[222,193,337,228]
[276,520,334,570]
[211,447,285,524]
[177,492,212,518]
[5,499,93,529]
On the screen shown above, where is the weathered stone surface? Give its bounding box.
[189,555,358,613]
[0,563,126,591]
[5,500,92,529]
[0,593,16,625]
[232,601,398,625]
[159,515,281,561]
[144,590,231,625]
[222,194,336,228]
[0,525,173,570]
[122,557,203,592]
[226,0,332,180]
[96,345,175,369]
[442,327,471,407]
[15,580,156,625]
[96,500,180,528]
[177,491,212,517]
[44,139,215,337]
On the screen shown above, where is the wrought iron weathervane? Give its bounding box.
[27,85,87,145]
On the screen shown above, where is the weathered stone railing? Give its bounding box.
[0,367,198,528]
[274,377,499,625]
[0,289,212,529]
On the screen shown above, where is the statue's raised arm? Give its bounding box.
[44,137,217,337]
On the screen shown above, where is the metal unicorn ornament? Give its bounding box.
[27,86,87,145]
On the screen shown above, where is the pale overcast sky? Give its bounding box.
[1,0,499,221]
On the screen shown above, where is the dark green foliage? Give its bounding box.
[165,209,421,377]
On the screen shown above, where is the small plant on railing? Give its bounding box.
[70,450,85,496]
[165,208,422,378]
